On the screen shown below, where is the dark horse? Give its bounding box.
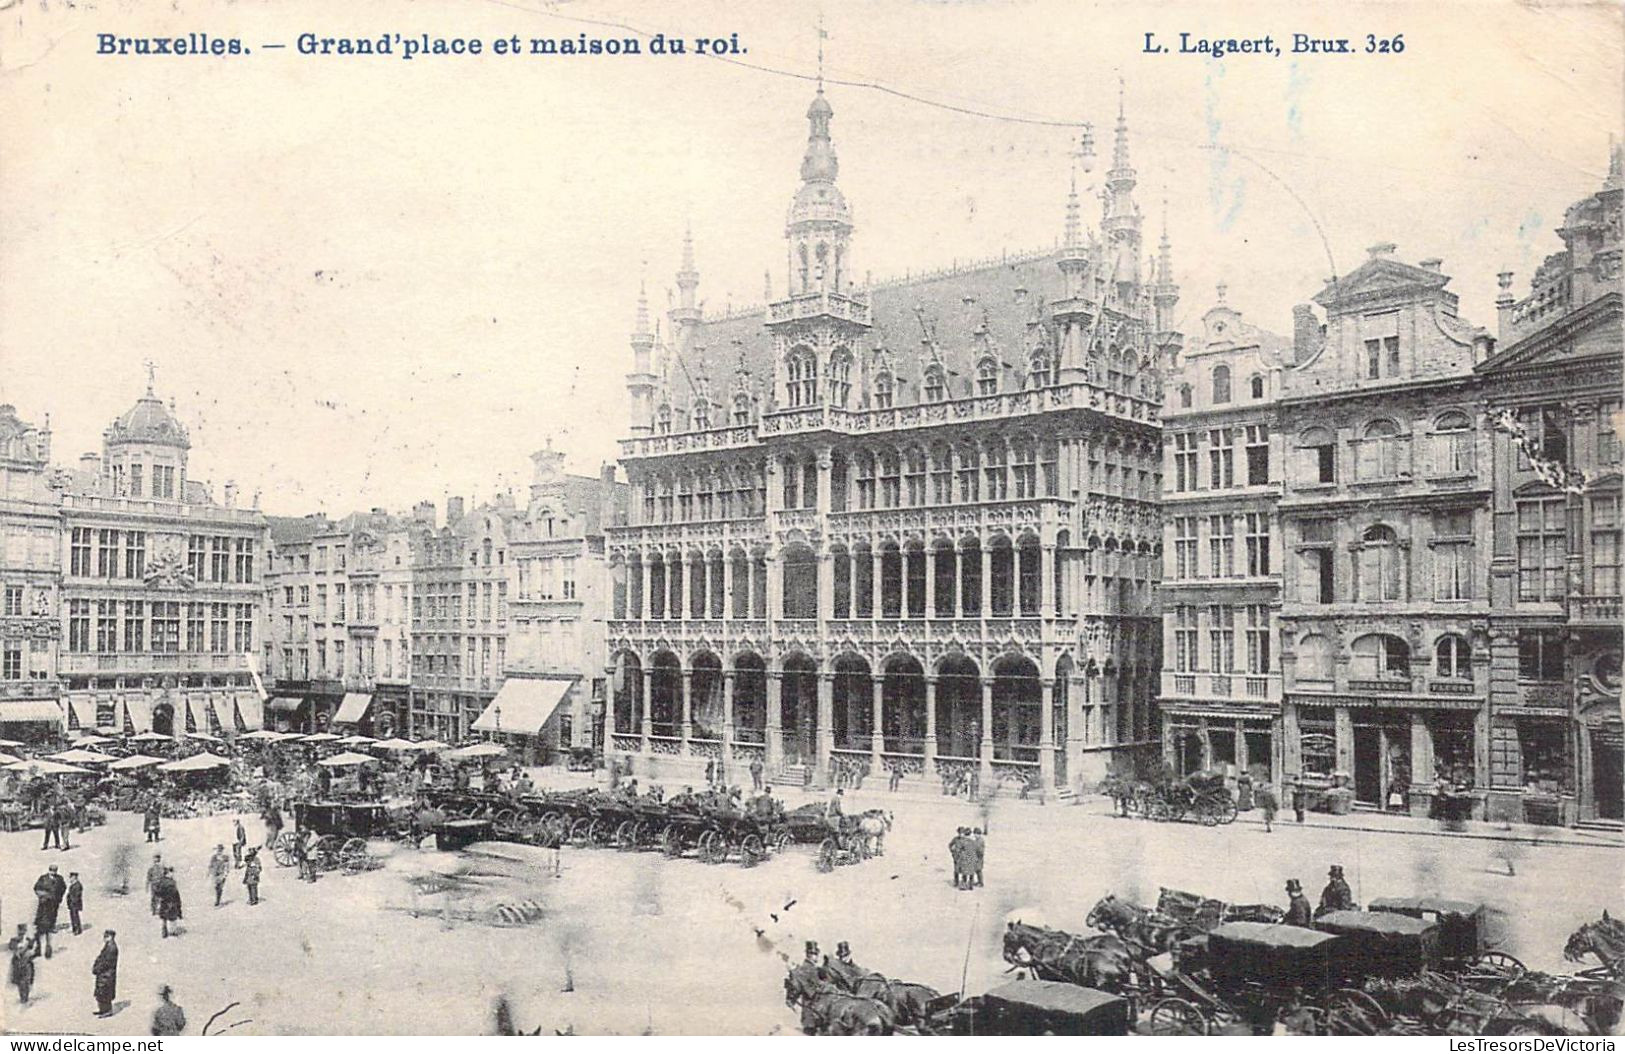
[821,956,940,1029]
[787,981,895,1035]
[1565,911,1625,978]
[1085,894,1190,955]
[1002,921,1137,992]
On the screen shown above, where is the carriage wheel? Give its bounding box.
[1324,989,1388,1035]
[1469,952,1526,982]
[772,830,790,852]
[1148,998,1208,1036]
[271,831,298,867]
[339,837,371,875]
[587,818,612,847]
[568,816,594,847]
[817,838,838,873]
[632,821,654,849]
[493,808,519,831]
[614,820,637,849]
[740,833,766,867]
[660,825,684,858]
[1218,798,1239,824]
[1148,799,1171,822]
[1197,802,1220,826]
[700,830,727,864]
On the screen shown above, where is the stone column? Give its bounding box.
[924,675,939,776]
[1066,672,1086,792]
[766,669,783,770]
[746,558,758,620]
[980,544,993,617]
[724,554,735,623]
[817,671,835,785]
[870,677,885,767]
[640,668,653,746]
[817,551,834,622]
[1041,543,1056,616]
[680,669,693,749]
[1409,711,1433,818]
[979,676,995,786]
[924,547,937,618]
[1039,677,1055,801]
[722,671,737,782]
[954,549,965,618]
[641,558,653,620]
[815,450,832,516]
[899,548,911,618]
[871,550,884,617]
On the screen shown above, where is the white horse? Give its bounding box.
[855,810,892,857]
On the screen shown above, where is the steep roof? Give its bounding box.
[105,392,190,448]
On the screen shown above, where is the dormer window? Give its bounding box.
[1211,364,1232,404]
[828,348,853,408]
[1029,353,1053,389]
[692,399,711,430]
[1249,374,1265,400]
[923,365,946,403]
[656,404,672,435]
[976,358,999,396]
[874,370,894,410]
[786,348,819,407]
[732,394,751,426]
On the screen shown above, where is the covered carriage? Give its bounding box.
[1367,896,1519,974]
[926,980,1133,1036]
[272,800,389,874]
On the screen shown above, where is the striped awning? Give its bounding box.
[210,693,238,733]
[266,697,304,713]
[236,692,264,731]
[67,694,97,730]
[1162,706,1279,723]
[334,693,373,724]
[124,695,153,733]
[0,699,66,726]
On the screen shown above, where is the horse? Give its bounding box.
[1564,911,1625,979]
[1001,920,1137,993]
[1085,894,1186,955]
[790,982,895,1035]
[849,974,942,1029]
[855,810,892,857]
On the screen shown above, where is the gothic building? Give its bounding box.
[606,86,1175,795]
[0,404,61,738]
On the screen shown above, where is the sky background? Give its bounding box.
[1,0,1619,517]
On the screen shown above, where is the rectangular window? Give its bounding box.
[1591,494,1621,596]
[151,601,180,653]
[187,603,205,652]
[315,585,327,618]
[1245,425,1269,485]
[124,531,145,579]
[128,462,143,498]
[335,583,347,622]
[96,600,117,653]
[71,528,93,577]
[1208,428,1234,489]
[1433,510,1474,601]
[1599,400,1622,466]
[1208,604,1235,672]
[235,538,255,583]
[211,603,229,655]
[1173,605,1198,673]
[299,585,310,606]
[1518,630,1564,681]
[1,585,19,617]
[153,464,174,499]
[1517,498,1567,601]
[122,600,145,652]
[1301,548,1334,604]
[1174,517,1198,580]
[211,537,230,582]
[235,604,253,652]
[68,600,91,652]
[1365,339,1382,380]
[2,647,19,681]
[1245,512,1271,576]
[334,639,345,676]
[1245,604,1271,673]
[931,456,952,504]
[189,536,208,582]
[1174,432,1199,492]
[1208,514,1234,578]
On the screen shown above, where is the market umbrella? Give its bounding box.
[317,751,380,768]
[108,754,166,771]
[0,753,21,766]
[411,739,452,752]
[0,738,25,749]
[237,729,285,741]
[303,732,342,743]
[5,758,91,776]
[185,731,222,743]
[337,735,376,746]
[46,748,118,765]
[129,732,172,743]
[447,742,508,760]
[71,734,114,746]
[156,753,229,773]
[373,738,418,751]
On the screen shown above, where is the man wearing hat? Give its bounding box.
[784,941,826,1034]
[825,941,864,989]
[91,930,118,1016]
[1283,880,1313,927]
[243,848,262,906]
[1317,865,1356,917]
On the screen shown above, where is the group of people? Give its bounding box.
[38,793,87,850]
[947,826,986,889]
[784,940,865,1033]
[1282,864,1358,927]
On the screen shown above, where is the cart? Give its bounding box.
[271,800,387,874]
[926,980,1132,1036]
[1367,897,1521,975]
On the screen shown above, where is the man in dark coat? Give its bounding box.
[263,804,283,848]
[156,867,183,938]
[67,872,85,935]
[146,854,164,916]
[92,930,118,1016]
[233,819,247,868]
[151,985,186,1035]
[243,848,262,905]
[968,828,986,888]
[1316,865,1356,917]
[143,802,162,843]
[824,941,865,990]
[948,827,968,889]
[9,924,38,1004]
[33,864,66,958]
[40,798,61,850]
[1283,879,1313,927]
[784,941,825,1034]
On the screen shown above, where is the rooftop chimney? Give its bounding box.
[1367,242,1398,259]
[413,500,436,526]
[446,496,465,525]
[1292,304,1322,365]
[1496,270,1517,339]
[79,452,102,475]
[1418,258,1443,273]
[223,480,238,508]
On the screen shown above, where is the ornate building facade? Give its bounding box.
[1159,291,1289,785]
[1277,246,1497,816]
[56,378,267,736]
[606,87,1173,795]
[0,404,62,738]
[1478,148,1623,826]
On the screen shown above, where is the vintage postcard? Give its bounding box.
[0,0,1621,1039]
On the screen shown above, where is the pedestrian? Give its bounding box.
[264,803,283,849]
[299,828,322,882]
[67,872,84,935]
[233,819,247,868]
[1291,778,1307,823]
[9,924,38,1004]
[243,848,262,906]
[33,863,65,959]
[1283,879,1313,927]
[91,930,118,1016]
[143,801,162,843]
[1256,782,1279,833]
[887,763,902,793]
[785,942,824,1035]
[1317,864,1356,916]
[58,800,73,851]
[150,985,186,1035]
[948,827,967,889]
[208,845,230,907]
[969,827,986,888]
[749,755,764,792]
[40,798,61,850]
[146,854,164,916]
[156,867,183,938]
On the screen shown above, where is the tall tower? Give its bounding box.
[767,83,870,409]
[1150,204,1180,335]
[672,225,702,354]
[1101,82,1143,302]
[625,280,657,436]
[1054,126,1097,379]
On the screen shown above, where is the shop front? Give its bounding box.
[1162,706,1280,789]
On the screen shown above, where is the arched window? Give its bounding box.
[873,370,894,410]
[923,365,946,403]
[1297,633,1334,681]
[976,357,999,396]
[1119,351,1138,393]
[732,394,752,426]
[1359,524,1403,602]
[656,403,672,435]
[786,348,818,407]
[1352,633,1410,680]
[1359,419,1405,480]
[855,450,877,509]
[1179,384,1193,409]
[1029,352,1053,388]
[1212,364,1232,404]
[1011,439,1037,498]
[1435,634,1472,679]
[880,452,901,507]
[692,399,711,430]
[1432,411,1474,475]
[1249,373,1265,399]
[904,447,927,505]
[828,348,853,408]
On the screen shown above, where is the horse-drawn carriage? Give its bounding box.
[272,800,389,874]
[779,803,889,872]
[1367,897,1521,975]
[923,980,1133,1036]
[1102,771,1239,825]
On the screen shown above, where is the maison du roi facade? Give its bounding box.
[1160,150,1623,827]
[0,379,268,741]
[605,86,1172,797]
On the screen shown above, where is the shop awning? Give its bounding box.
[334,693,373,725]
[266,697,304,713]
[0,699,66,726]
[210,693,238,733]
[124,696,153,733]
[472,677,575,734]
[67,693,97,730]
[1163,706,1279,723]
[236,692,264,731]
[186,694,213,734]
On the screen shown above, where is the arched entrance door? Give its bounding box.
[781,654,819,766]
